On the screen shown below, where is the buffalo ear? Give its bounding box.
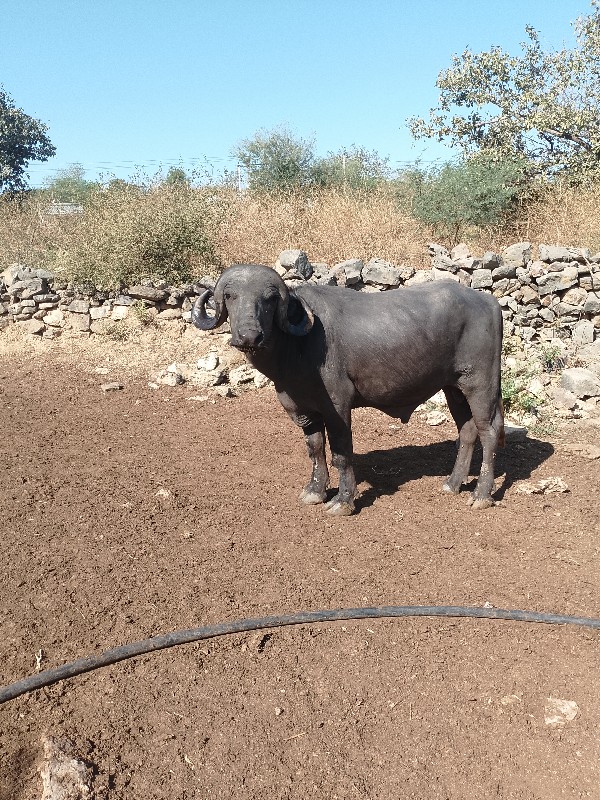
[277,292,314,336]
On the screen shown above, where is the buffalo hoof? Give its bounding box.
[442,480,461,495]
[299,488,327,505]
[324,497,355,516]
[467,494,495,510]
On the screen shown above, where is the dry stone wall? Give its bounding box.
[274,243,600,347]
[3,246,600,424]
[1,243,599,346]
[422,242,600,347]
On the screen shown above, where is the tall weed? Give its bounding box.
[216,187,430,268]
[513,182,600,253]
[50,181,228,286]
[4,179,600,286]
[0,194,74,270]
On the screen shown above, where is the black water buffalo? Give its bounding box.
[192,264,504,515]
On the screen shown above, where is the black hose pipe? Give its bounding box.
[1,605,599,705]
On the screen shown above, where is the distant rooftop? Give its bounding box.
[46,202,84,215]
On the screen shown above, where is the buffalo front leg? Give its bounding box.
[323,409,357,516]
[299,420,330,505]
[279,395,330,505]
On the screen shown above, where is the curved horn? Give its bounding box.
[191,288,228,331]
[277,289,314,337]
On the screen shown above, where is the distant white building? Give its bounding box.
[46,202,84,215]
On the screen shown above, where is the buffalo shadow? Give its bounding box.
[350,434,555,511]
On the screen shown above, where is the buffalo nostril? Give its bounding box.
[236,329,264,348]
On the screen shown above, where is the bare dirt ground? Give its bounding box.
[1,328,600,800]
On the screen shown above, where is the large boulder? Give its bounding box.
[8,277,48,299]
[583,292,600,314]
[450,243,471,261]
[482,252,502,270]
[406,270,433,286]
[571,320,595,346]
[539,245,590,264]
[560,368,600,398]
[492,264,518,280]
[331,258,363,286]
[66,312,91,332]
[536,266,579,296]
[275,249,313,280]
[42,309,65,327]
[471,269,493,289]
[430,254,458,273]
[502,242,531,268]
[127,285,169,303]
[427,243,450,259]
[362,258,403,288]
[67,299,90,314]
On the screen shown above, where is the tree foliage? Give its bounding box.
[163,166,190,187]
[234,127,391,192]
[43,163,98,204]
[0,87,55,193]
[312,146,391,190]
[411,154,527,244]
[50,178,227,286]
[408,2,600,183]
[234,127,317,191]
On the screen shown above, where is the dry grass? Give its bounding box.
[50,183,226,286]
[0,185,226,285]
[513,183,600,254]
[214,182,600,265]
[3,182,600,285]
[215,187,431,268]
[465,184,600,257]
[0,195,74,271]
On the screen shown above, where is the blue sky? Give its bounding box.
[1,0,592,187]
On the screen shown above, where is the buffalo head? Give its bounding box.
[191,264,314,352]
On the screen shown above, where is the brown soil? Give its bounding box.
[1,331,600,800]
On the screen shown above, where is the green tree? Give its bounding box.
[164,166,189,187]
[0,86,55,193]
[44,163,98,204]
[408,2,600,183]
[106,177,133,192]
[234,126,317,191]
[411,154,527,244]
[312,146,391,190]
[235,128,393,193]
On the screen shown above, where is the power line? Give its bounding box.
[25,155,446,175]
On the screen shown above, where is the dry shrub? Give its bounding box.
[48,182,227,286]
[216,187,431,268]
[462,183,600,257]
[0,194,75,271]
[514,183,600,253]
[5,181,600,286]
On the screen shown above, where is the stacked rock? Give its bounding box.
[2,243,599,344]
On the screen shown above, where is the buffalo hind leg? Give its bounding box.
[468,395,504,509]
[443,387,478,495]
[322,408,357,516]
[299,420,330,505]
